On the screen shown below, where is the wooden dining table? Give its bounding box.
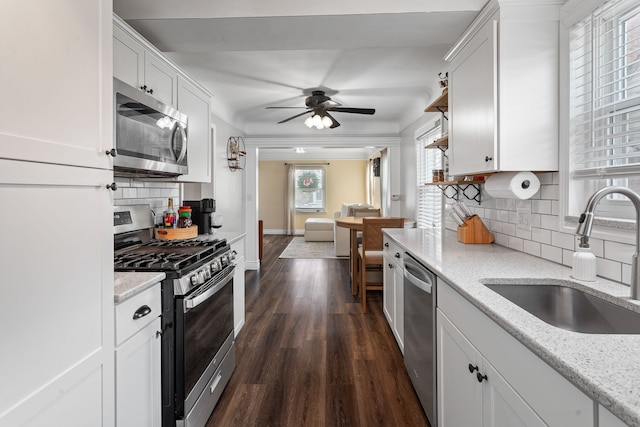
[335,216,414,295]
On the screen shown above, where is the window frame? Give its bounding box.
[415,121,443,230]
[293,165,327,213]
[561,0,640,244]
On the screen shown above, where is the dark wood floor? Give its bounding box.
[206,235,429,427]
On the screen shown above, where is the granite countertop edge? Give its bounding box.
[114,272,166,304]
[384,227,640,427]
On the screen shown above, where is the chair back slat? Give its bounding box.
[362,217,404,251]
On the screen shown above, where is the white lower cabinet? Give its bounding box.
[115,284,162,427]
[383,237,404,352]
[437,279,594,427]
[231,236,246,337]
[438,311,545,427]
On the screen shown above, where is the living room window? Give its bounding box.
[294,165,327,213]
[415,123,442,228]
[569,0,640,222]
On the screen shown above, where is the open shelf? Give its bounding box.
[424,90,448,114]
[425,135,448,153]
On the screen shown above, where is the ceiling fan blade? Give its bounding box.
[326,107,375,115]
[266,106,307,109]
[277,110,312,124]
[318,99,341,108]
[324,111,341,129]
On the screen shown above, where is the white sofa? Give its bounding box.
[333,203,373,257]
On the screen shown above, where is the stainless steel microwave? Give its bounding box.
[113,78,188,177]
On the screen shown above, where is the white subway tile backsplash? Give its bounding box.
[531,227,552,245]
[509,236,524,252]
[538,172,553,185]
[604,241,636,264]
[551,231,575,251]
[516,227,532,240]
[523,240,541,257]
[470,176,630,286]
[532,199,552,214]
[503,222,516,236]
[597,257,622,283]
[495,233,509,247]
[539,214,558,230]
[541,244,562,264]
[540,184,559,200]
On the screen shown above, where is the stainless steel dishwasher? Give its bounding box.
[403,252,437,426]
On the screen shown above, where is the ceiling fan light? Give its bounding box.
[313,114,323,129]
[321,116,333,128]
[304,116,314,128]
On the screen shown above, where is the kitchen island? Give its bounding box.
[384,227,640,426]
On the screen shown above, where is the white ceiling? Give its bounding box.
[113,0,485,156]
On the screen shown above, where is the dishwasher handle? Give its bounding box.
[404,268,433,294]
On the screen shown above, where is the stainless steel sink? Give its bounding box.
[483,283,640,334]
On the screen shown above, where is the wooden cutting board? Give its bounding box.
[154,226,198,240]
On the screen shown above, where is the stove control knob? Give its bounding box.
[198,271,205,283]
[203,267,211,279]
[229,251,237,261]
[212,259,221,272]
[190,275,199,285]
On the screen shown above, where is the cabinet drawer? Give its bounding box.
[383,237,403,265]
[115,284,161,346]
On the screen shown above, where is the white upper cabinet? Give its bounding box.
[113,15,213,183]
[0,0,113,170]
[177,76,213,183]
[113,20,178,107]
[446,1,561,176]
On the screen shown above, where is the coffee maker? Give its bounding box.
[183,199,216,234]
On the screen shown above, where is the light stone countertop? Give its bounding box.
[384,227,640,426]
[114,272,165,304]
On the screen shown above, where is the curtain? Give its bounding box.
[366,160,373,205]
[285,163,296,235]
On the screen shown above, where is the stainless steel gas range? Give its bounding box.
[114,205,235,427]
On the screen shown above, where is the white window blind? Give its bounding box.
[571,0,640,176]
[294,165,327,213]
[570,0,640,217]
[416,125,442,229]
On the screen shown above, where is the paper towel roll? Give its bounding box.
[484,171,540,199]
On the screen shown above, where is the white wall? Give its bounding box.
[184,113,246,233]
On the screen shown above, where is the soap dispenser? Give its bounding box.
[572,236,596,282]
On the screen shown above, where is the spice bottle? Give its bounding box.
[163,198,177,228]
[177,206,193,228]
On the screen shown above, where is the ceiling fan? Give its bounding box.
[266,90,375,129]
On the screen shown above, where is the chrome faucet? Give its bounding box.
[575,186,640,299]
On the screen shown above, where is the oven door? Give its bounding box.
[175,265,235,418]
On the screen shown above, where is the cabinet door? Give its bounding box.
[144,52,178,107]
[437,310,482,427]
[383,253,395,327]
[482,360,546,427]
[0,160,114,426]
[113,23,145,90]
[449,15,497,176]
[177,76,212,183]
[116,317,162,427]
[1,0,112,170]
[393,263,405,351]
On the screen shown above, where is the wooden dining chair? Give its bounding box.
[356,217,404,313]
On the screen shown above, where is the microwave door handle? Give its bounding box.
[174,123,188,164]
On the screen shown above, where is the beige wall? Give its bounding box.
[259,160,368,231]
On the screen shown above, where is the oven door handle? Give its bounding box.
[184,266,235,310]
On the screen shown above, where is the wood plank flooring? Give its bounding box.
[206,235,429,427]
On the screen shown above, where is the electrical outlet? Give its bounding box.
[516,206,532,230]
